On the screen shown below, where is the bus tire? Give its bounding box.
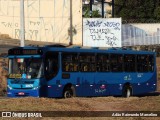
[63,88,73,98]
[122,86,132,98]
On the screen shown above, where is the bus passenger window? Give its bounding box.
[62,53,79,72]
[148,55,154,71]
[110,54,123,72]
[137,55,153,72]
[124,55,136,72]
[83,63,88,71]
[79,54,96,72]
[97,54,110,72]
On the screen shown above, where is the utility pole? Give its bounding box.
[20,0,25,47]
[69,0,73,45]
[102,0,104,18]
[112,0,114,17]
[90,0,92,17]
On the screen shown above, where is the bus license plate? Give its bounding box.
[18,92,25,95]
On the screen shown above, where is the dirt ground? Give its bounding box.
[1,96,160,111]
[0,58,7,96]
[0,96,159,119]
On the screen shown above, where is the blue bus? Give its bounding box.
[7,45,157,98]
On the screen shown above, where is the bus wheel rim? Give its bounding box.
[126,89,131,97]
[65,91,71,98]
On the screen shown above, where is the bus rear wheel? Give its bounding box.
[63,88,73,98]
[123,86,132,98]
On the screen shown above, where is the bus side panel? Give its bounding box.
[61,73,96,97]
[80,73,95,97]
[132,73,157,95]
[61,73,110,97]
[94,73,110,96]
[40,85,49,97]
[47,85,64,98]
[75,84,109,97]
[107,84,122,96]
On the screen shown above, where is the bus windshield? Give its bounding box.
[8,58,44,79]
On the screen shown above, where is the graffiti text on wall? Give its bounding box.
[83,18,122,47]
[0,18,68,42]
[0,0,77,43]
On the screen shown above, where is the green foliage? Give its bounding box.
[91,10,102,18]
[82,0,160,21]
[83,5,90,18]
[83,5,101,18]
[115,0,160,23]
[154,7,160,19]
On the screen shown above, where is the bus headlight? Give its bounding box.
[33,86,39,90]
[7,85,12,90]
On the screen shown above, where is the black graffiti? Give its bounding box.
[105,35,118,47]
[88,27,119,46]
[103,22,120,30]
[106,39,117,46]
[89,28,110,34]
[86,20,103,27]
[90,35,104,41]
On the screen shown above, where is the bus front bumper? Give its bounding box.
[7,89,39,97]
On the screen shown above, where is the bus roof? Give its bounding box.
[44,45,155,55]
[8,45,156,55]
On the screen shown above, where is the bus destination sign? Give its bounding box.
[8,49,43,55]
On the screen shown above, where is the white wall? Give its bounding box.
[0,0,82,45]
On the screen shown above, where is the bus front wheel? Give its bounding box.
[63,88,73,98]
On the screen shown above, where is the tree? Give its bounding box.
[154,7,160,19]
[83,5,101,18]
[114,0,160,23]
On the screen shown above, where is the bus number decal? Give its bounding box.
[95,89,106,94]
[25,84,33,88]
[137,73,143,78]
[124,75,132,80]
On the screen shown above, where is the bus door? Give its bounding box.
[44,51,59,97]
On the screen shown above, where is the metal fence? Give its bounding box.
[122,24,160,46]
